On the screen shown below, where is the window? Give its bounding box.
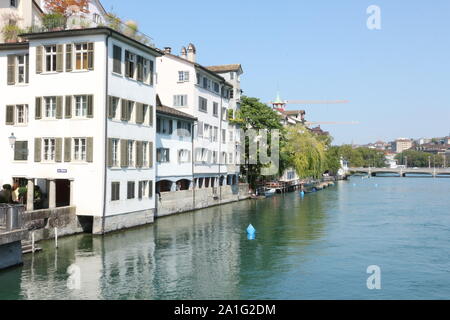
[16,55,28,84]
[230,89,234,99]
[213,126,218,142]
[173,95,188,107]
[127,181,135,199]
[203,77,208,89]
[178,149,191,163]
[229,153,233,164]
[197,121,203,137]
[199,97,208,112]
[74,95,87,117]
[213,151,218,164]
[204,124,210,140]
[157,148,170,163]
[15,105,28,124]
[112,139,119,167]
[125,50,136,78]
[213,102,219,117]
[10,0,18,8]
[222,107,228,120]
[156,118,172,135]
[176,120,191,137]
[128,100,134,121]
[110,96,119,119]
[14,141,28,161]
[45,45,57,72]
[138,181,148,199]
[214,82,220,93]
[196,73,201,85]
[75,43,89,70]
[111,182,120,201]
[128,141,134,167]
[230,72,235,80]
[178,71,189,82]
[44,97,56,119]
[221,152,227,164]
[142,142,148,167]
[73,138,87,161]
[222,129,226,144]
[143,58,151,84]
[113,45,122,74]
[43,138,56,162]
[229,130,234,142]
[195,148,209,163]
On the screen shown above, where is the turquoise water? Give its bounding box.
[1,177,450,300]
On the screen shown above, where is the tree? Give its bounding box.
[395,150,444,168]
[235,96,285,189]
[283,125,327,179]
[44,0,90,17]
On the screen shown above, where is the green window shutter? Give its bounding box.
[66,44,73,72]
[65,96,72,118]
[36,46,43,74]
[7,55,16,85]
[55,138,63,162]
[6,105,15,125]
[64,138,72,162]
[34,138,42,162]
[107,138,113,167]
[56,96,63,119]
[120,139,128,167]
[86,137,94,162]
[56,44,64,72]
[149,141,154,168]
[87,95,94,118]
[35,97,42,120]
[108,96,114,119]
[88,43,94,70]
[121,99,128,121]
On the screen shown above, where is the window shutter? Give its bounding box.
[136,141,143,168]
[56,96,63,119]
[36,46,43,74]
[169,120,173,134]
[35,97,42,120]
[149,105,153,126]
[64,138,71,162]
[107,138,113,167]
[148,180,153,198]
[56,44,64,72]
[25,54,29,83]
[87,95,94,118]
[55,138,62,162]
[120,139,128,167]
[149,142,153,168]
[6,105,14,125]
[34,138,42,162]
[150,61,154,85]
[7,55,16,85]
[66,44,73,72]
[87,43,94,70]
[86,137,94,162]
[138,181,143,199]
[108,96,114,119]
[65,96,72,118]
[121,99,128,121]
[127,101,132,121]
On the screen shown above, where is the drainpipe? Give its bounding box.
[101,32,112,235]
[191,122,197,210]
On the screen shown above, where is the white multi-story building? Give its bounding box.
[156,44,241,192]
[0,27,162,234]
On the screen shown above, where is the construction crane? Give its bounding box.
[305,121,360,126]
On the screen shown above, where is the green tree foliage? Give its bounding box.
[283,125,327,179]
[337,145,386,168]
[395,150,445,167]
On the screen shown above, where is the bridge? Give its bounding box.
[348,167,450,178]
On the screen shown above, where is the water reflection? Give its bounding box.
[1,187,333,300]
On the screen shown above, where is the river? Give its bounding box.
[1,177,450,300]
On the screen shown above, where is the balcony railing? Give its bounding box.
[23,15,155,48]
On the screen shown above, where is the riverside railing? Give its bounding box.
[24,15,155,47]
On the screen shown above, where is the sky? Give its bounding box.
[102,0,450,145]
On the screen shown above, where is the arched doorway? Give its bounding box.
[156,180,172,193]
[219,176,225,186]
[176,179,191,191]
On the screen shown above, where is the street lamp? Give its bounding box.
[8,133,16,149]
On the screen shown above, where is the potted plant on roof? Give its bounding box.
[42,12,66,31]
[2,24,23,43]
[43,0,90,31]
[124,20,138,38]
[105,12,122,32]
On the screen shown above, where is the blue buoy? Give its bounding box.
[300,191,305,197]
[247,224,256,235]
[247,233,256,240]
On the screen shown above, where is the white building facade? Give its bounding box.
[156,45,241,192]
[0,27,161,234]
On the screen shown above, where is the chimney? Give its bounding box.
[187,43,196,62]
[164,47,172,54]
[180,46,187,59]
